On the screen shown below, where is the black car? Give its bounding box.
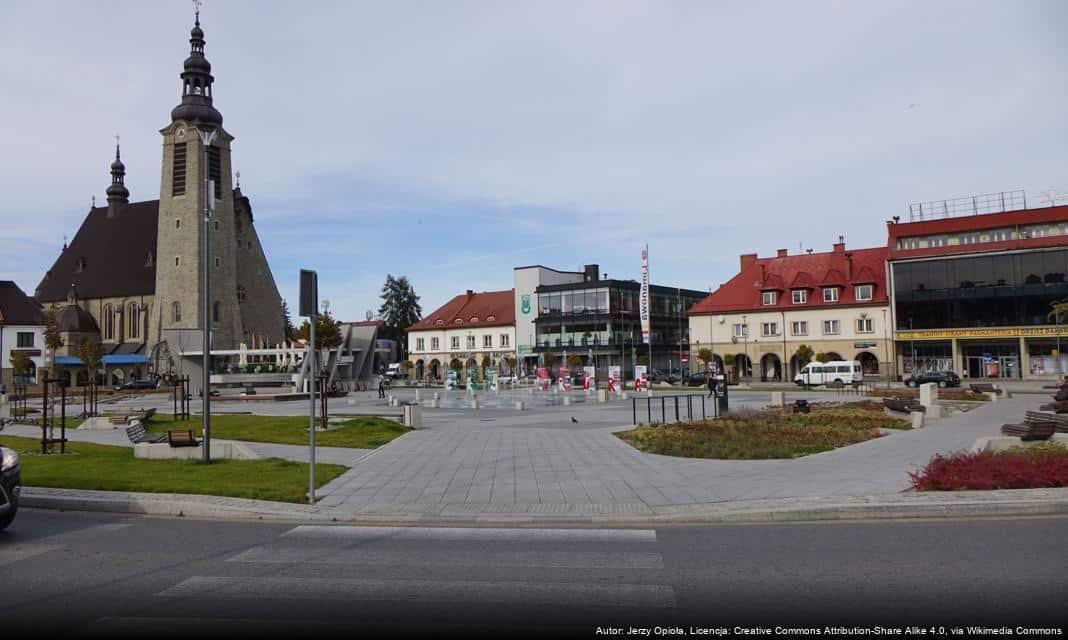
[116,379,158,391]
[0,445,21,530]
[904,370,961,388]
[686,372,709,387]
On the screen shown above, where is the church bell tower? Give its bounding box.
[152,8,242,352]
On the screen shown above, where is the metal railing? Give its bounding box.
[632,393,713,425]
[907,190,1026,222]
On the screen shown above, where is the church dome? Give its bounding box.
[183,54,211,73]
[56,304,100,334]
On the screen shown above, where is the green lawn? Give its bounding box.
[144,413,410,448]
[616,402,910,459]
[0,435,347,503]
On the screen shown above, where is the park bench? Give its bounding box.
[883,397,924,413]
[108,415,127,426]
[1038,400,1068,413]
[969,383,1002,395]
[1000,413,1056,441]
[126,423,166,444]
[166,429,200,447]
[792,399,811,414]
[1023,410,1068,434]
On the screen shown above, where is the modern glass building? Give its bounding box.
[888,195,1068,380]
[528,265,705,378]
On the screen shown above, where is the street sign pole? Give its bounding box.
[300,269,318,504]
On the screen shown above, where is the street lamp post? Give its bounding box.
[883,308,891,388]
[742,314,749,380]
[198,127,217,464]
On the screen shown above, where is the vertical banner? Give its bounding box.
[558,367,569,391]
[634,365,648,392]
[640,244,651,345]
[583,366,596,391]
[608,365,621,392]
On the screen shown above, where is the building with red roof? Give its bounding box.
[886,191,1068,380]
[688,240,892,382]
[406,289,517,381]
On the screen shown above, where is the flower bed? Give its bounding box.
[866,388,989,402]
[616,402,909,459]
[909,444,1068,490]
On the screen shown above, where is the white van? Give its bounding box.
[794,360,864,387]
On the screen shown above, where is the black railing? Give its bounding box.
[632,393,711,425]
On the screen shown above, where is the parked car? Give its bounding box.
[686,372,709,387]
[904,370,961,388]
[497,374,518,385]
[115,379,158,391]
[0,446,21,530]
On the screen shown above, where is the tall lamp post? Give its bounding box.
[742,314,749,380]
[198,127,217,464]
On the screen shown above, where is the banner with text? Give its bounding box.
[640,244,650,345]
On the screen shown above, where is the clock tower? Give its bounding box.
[152,9,242,352]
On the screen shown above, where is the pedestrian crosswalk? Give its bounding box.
[153,524,676,617]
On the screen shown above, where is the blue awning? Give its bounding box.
[102,354,150,365]
[53,355,82,366]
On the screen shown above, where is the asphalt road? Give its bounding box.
[1,510,1065,637]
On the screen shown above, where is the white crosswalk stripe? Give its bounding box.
[281,524,658,543]
[227,546,665,569]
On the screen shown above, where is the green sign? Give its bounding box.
[446,369,458,391]
[854,342,877,349]
[486,367,498,391]
[521,294,532,315]
[518,345,534,355]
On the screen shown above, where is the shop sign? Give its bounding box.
[518,345,534,355]
[854,342,877,349]
[896,327,1065,340]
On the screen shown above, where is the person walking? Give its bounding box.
[707,371,716,398]
[377,376,386,399]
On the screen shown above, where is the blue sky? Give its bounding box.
[1,0,1066,321]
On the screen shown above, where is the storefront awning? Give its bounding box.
[102,354,150,365]
[53,355,82,366]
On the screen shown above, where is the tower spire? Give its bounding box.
[171,1,223,126]
[106,136,130,216]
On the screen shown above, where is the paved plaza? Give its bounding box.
[7,387,1041,517]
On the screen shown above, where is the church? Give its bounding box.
[34,10,285,384]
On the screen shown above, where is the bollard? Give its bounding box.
[911,410,925,429]
[563,396,571,406]
[770,391,785,407]
[433,392,440,401]
[598,389,608,403]
[415,389,421,401]
[515,400,525,410]
[621,391,629,400]
[471,399,480,409]
[430,398,440,408]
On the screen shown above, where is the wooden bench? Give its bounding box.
[883,397,924,413]
[166,429,200,447]
[1024,410,1068,434]
[108,415,127,426]
[1039,400,1068,413]
[1001,413,1056,441]
[969,383,1002,395]
[126,423,166,444]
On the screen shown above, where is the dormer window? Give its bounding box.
[762,291,777,306]
[75,256,88,273]
[823,287,839,303]
[454,319,462,324]
[486,315,496,322]
[791,290,807,304]
[435,319,444,325]
[470,317,479,323]
[855,284,873,301]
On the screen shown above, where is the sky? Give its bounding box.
[1,0,1066,322]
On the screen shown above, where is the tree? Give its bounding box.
[74,338,104,415]
[795,344,814,367]
[296,309,342,349]
[43,304,63,363]
[281,299,297,341]
[566,354,583,368]
[378,275,422,357]
[696,347,714,372]
[9,351,31,383]
[543,352,558,372]
[504,355,517,375]
[815,351,831,363]
[449,358,463,371]
[720,353,735,370]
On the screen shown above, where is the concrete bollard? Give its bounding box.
[430,398,440,408]
[911,410,925,429]
[770,391,785,407]
[391,397,400,407]
[563,396,572,406]
[433,392,440,401]
[415,389,421,401]
[515,400,525,410]
[621,391,628,400]
[985,392,998,403]
[403,404,423,428]
[471,399,480,409]
[919,382,937,408]
[598,389,608,403]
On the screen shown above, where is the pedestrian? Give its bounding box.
[378,376,386,399]
[707,372,715,398]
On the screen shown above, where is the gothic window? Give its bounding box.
[129,304,140,339]
[237,285,247,302]
[173,302,181,322]
[75,256,87,273]
[103,304,114,340]
[213,301,221,323]
[172,142,187,196]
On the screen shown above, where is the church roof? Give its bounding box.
[35,200,159,303]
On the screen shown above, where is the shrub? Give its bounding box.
[909,444,1068,491]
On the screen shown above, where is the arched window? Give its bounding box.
[129,304,140,339]
[103,304,114,340]
[213,301,221,323]
[173,302,181,322]
[237,285,247,302]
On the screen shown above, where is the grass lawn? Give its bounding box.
[616,401,910,459]
[144,413,410,449]
[0,435,347,503]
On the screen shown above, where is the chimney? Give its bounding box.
[583,264,600,282]
[832,235,845,254]
[845,252,854,280]
[776,248,788,258]
[740,253,758,272]
[466,289,474,298]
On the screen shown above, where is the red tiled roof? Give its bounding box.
[887,204,1068,260]
[689,246,888,315]
[407,289,515,331]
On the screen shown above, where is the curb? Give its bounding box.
[22,486,1068,527]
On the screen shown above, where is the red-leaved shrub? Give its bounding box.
[909,444,1068,491]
